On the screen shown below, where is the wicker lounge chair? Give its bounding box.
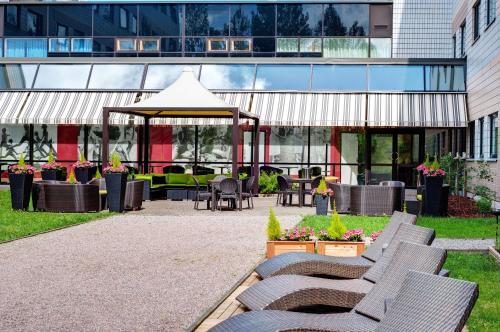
[209,270,478,332]
[255,211,416,279]
[238,225,436,311]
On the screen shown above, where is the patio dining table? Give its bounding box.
[208,179,243,212]
[287,178,313,207]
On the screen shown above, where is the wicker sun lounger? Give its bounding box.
[238,226,436,311]
[209,270,478,332]
[256,211,417,279]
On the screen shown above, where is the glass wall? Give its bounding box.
[269,127,308,175]
[255,64,310,90]
[369,65,425,91]
[79,124,137,163]
[312,65,366,91]
[34,64,91,89]
[200,64,255,89]
[87,64,144,89]
[172,126,195,167]
[198,126,232,172]
[0,64,37,89]
[144,64,200,90]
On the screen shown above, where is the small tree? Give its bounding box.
[267,208,281,240]
[47,149,55,164]
[94,168,102,179]
[68,169,77,184]
[79,151,86,163]
[327,202,347,240]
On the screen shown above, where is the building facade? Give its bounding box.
[0,0,483,190]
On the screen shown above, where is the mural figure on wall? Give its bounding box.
[33,125,57,160]
[172,127,195,163]
[0,125,30,160]
[79,125,137,163]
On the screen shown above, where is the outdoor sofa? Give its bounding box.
[239,225,436,311]
[255,211,416,279]
[134,173,218,201]
[32,181,100,213]
[209,270,478,332]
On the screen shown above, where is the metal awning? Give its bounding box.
[250,93,367,126]
[18,92,137,125]
[367,93,468,127]
[139,92,252,125]
[0,92,29,124]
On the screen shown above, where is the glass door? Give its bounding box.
[369,133,394,184]
[396,134,420,187]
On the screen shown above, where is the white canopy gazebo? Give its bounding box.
[102,67,260,186]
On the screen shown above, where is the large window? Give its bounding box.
[93,5,137,36]
[323,38,369,58]
[185,4,230,36]
[87,64,144,89]
[369,65,424,91]
[144,65,200,90]
[48,5,92,36]
[277,4,323,36]
[473,1,481,41]
[200,64,255,90]
[230,4,275,36]
[270,127,308,175]
[312,65,366,91]
[0,64,37,89]
[255,65,310,90]
[198,126,232,167]
[34,64,91,89]
[425,66,465,91]
[138,4,182,36]
[460,20,466,57]
[172,127,195,164]
[5,38,47,57]
[489,113,498,158]
[4,5,47,36]
[324,4,369,36]
[468,122,475,159]
[487,0,496,26]
[370,38,391,58]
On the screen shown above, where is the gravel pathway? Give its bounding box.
[432,238,495,251]
[0,208,300,331]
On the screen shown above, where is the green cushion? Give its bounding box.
[134,174,153,181]
[186,175,196,186]
[167,173,190,185]
[206,174,218,181]
[195,175,207,185]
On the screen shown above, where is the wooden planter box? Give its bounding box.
[266,241,315,259]
[317,241,365,257]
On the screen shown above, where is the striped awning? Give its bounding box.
[139,92,252,125]
[0,92,30,124]
[18,92,138,125]
[250,93,366,126]
[367,93,468,127]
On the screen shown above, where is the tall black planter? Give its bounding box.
[74,166,96,184]
[105,173,128,212]
[41,167,67,181]
[424,176,444,216]
[9,173,33,210]
[315,195,329,215]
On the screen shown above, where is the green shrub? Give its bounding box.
[327,204,347,240]
[267,208,281,240]
[68,169,76,184]
[476,197,492,214]
[475,185,495,201]
[259,172,278,194]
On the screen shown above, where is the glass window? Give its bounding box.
[0,125,30,161]
[5,38,47,58]
[82,125,137,164]
[139,39,159,52]
[310,127,330,167]
[72,38,92,53]
[479,117,484,158]
[198,126,232,165]
[208,39,228,52]
[452,66,466,91]
[300,38,322,53]
[143,65,200,90]
[490,113,498,158]
[49,38,70,53]
[369,65,424,91]
[161,38,182,52]
[185,4,209,36]
[88,65,144,90]
[324,4,369,36]
[277,38,299,53]
[116,39,136,51]
[207,5,229,36]
[473,1,481,40]
[185,38,205,52]
[92,38,114,52]
[425,66,453,91]
[172,126,196,163]
[93,5,137,36]
[138,4,182,36]
[323,38,369,58]
[460,21,466,56]
[48,5,92,36]
[231,39,252,52]
[230,4,275,36]
[0,64,37,89]
[277,4,323,36]
[4,5,48,37]
[468,122,475,158]
[200,64,255,90]
[253,38,275,52]
[255,65,310,90]
[270,127,308,175]
[487,0,496,25]
[34,64,91,89]
[370,38,391,58]
[312,65,367,91]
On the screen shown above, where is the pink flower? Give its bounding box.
[9,164,36,175]
[371,231,383,242]
[73,160,94,168]
[41,162,64,170]
[342,229,364,241]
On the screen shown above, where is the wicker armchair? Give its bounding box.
[351,185,403,216]
[218,178,240,211]
[124,180,144,210]
[241,176,255,209]
[331,183,351,213]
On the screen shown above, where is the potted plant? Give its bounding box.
[103,152,128,212]
[266,208,315,258]
[416,155,446,216]
[311,177,333,215]
[41,149,67,181]
[72,152,96,184]
[8,153,36,210]
[316,205,366,257]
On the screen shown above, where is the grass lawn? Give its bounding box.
[445,252,500,332]
[0,190,113,243]
[299,214,496,239]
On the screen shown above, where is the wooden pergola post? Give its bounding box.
[102,108,110,168]
[144,116,150,173]
[231,107,239,179]
[253,118,260,195]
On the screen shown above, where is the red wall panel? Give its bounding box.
[57,125,80,170]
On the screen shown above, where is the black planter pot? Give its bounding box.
[424,176,444,216]
[315,195,329,215]
[74,166,96,184]
[41,167,67,181]
[9,173,33,210]
[105,173,128,212]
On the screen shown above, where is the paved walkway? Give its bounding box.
[432,238,495,251]
[0,197,309,331]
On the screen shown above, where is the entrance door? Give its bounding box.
[367,130,423,187]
